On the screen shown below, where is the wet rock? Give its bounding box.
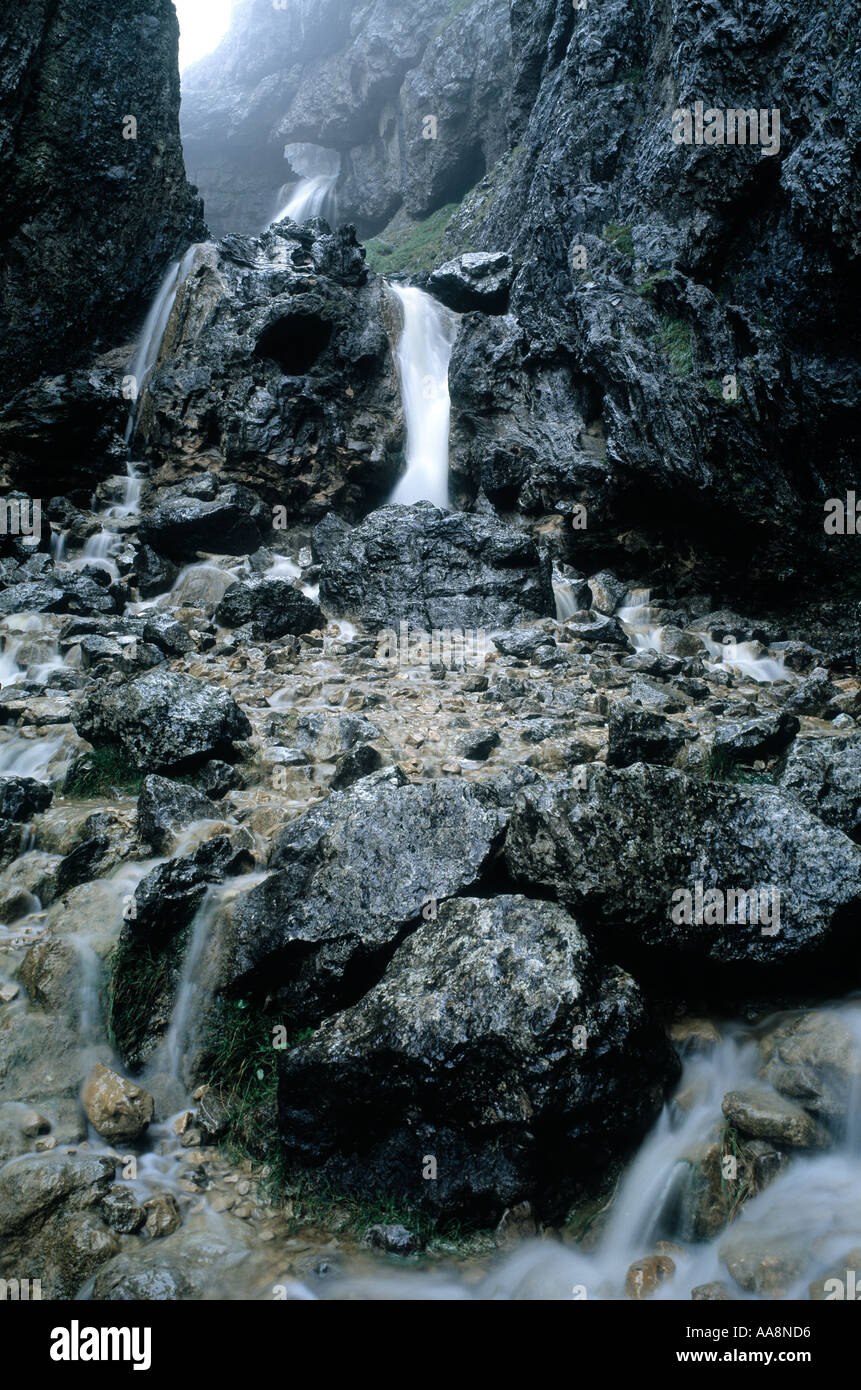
[195,760,244,800]
[228,766,538,1026]
[625,1254,675,1300]
[809,1247,861,1300]
[494,1200,537,1247]
[73,669,252,773]
[721,1085,831,1149]
[132,545,179,601]
[505,764,861,983]
[455,729,500,761]
[758,1011,861,1124]
[427,253,513,314]
[278,895,677,1221]
[361,1223,425,1256]
[196,1088,230,1142]
[0,776,52,821]
[17,939,81,1015]
[101,1184,147,1235]
[607,700,687,768]
[561,614,631,648]
[129,835,252,945]
[691,1281,735,1301]
[215,579,324,641]
[720,1235,807,1297]
[82,1063,154,1144]
[143,1192,181,1240]
[776,736,861,842]
[330,743,384,790]
[54,835,111,895]
[90,1231,238,1300]
[783,670,840,718]
[20,1109,51,1138]
[669,1018,722,1056]
[140,480,272,561]
[588,572,628,615]
[315,503,554,631]
[137,774,220,855]
[712,712,800,764]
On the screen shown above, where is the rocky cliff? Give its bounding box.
[0,0,205,394]
[180,0,860,595]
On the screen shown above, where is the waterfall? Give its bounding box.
[388,285,460,510]
[273,173,338,227]
[123,245,198,457]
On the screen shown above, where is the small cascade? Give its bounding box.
[387,285,461,510]
[703,635,790,684]
[617,588,666,652]
[124,245,198,452]
[553,580,582,622]
[273,173,338,227]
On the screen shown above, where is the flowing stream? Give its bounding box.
[273,173,338,227]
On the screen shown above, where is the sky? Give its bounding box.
[173,0,235,71]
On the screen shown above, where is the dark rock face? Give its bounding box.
[225,766,537,1024]
[72,671,252,773]
[180,0,513,239]
[443,0,860,586]
[0,777,53,822]
[139,477,272,561]
[713,713,800,764]
[505,764,861,987]
[215,579,324,640]
[278,895,678,1221]
[0,0,205,395]
[315,502,555,629]
[135,231,403,520]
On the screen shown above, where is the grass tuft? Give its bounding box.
[65,747,143,798]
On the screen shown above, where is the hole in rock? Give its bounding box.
[254,313,333,375]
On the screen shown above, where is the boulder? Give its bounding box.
[315,503,554,631]
[278,896,678,1220]
[139,479,272,560]
[721,1085,831,1149]
[712,712,800,764]
[607,699,688,767]
[776,736,861,842]
[757,1010,861,1123]
[73,670,251,773]
[81,1063,154,1144]
[215,578,324,640]
[137,774,220,855]
[226,766,539,1025]
[427,252,514,314]
[505,764,861,983]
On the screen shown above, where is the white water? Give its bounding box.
[703,636,790,685]
[388,285,460,510]
[273,174,338,227]
[313,1002,861,1300]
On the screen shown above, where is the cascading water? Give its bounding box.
[388,285,460,510]
[272,173,338,227]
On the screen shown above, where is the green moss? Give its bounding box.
[703,745,774,785]
[107,929,188,1066]
[652,315,693,375]
[635,268,670,301]
[64,746,143,798]
[365,203,460,276]
[602,222,635,258]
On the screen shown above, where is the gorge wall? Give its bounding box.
[0,0,205,395]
